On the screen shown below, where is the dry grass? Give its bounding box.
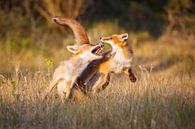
[0,68,194,129]
[0,24,195,129]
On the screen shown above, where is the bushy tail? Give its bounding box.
[52,16,90,45]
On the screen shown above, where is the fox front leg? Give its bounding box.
[124,68,136,82]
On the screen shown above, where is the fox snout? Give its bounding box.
[99,37,113,43]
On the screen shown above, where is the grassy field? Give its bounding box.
[0,28,195,129]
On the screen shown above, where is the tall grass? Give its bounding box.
[0,19,194,129]
[0,66,194,129]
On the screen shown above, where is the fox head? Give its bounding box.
[67,43,104,61]
[100,33,128,47]
[99,33,131,62]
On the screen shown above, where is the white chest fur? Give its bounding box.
[110,44,132,73]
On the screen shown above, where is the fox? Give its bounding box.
[44,43,104,100]
[43,16,104,100]
[83,33,137,93]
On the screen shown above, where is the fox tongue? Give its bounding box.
[95,48,101,54]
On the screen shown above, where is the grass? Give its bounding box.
[0,68,194,129]
[0,21,195,129]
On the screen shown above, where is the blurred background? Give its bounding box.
[0,0,194,76]
[0,1,195,129]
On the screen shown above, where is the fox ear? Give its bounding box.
[67,45,79,54]
[120,33,128,46]
[120,33,128,42]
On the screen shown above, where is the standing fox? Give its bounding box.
[44,43,104,100]
[44,16,108,100]
[100,33,136,79]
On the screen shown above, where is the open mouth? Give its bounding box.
[91,43,104,55]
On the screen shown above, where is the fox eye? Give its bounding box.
[110,37,112,40]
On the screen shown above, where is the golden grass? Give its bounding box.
[0,68,194,129]
[0,28,194,129]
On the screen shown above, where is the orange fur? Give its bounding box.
[84,33,137,93]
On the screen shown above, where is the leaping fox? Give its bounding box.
[82,33,137,93]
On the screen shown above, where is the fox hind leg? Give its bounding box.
[64,81,72,99]
[57,81,71,101]
[43,78,62,100]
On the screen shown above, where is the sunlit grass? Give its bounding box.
[0,21,194,129]
[0,67,194,129]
